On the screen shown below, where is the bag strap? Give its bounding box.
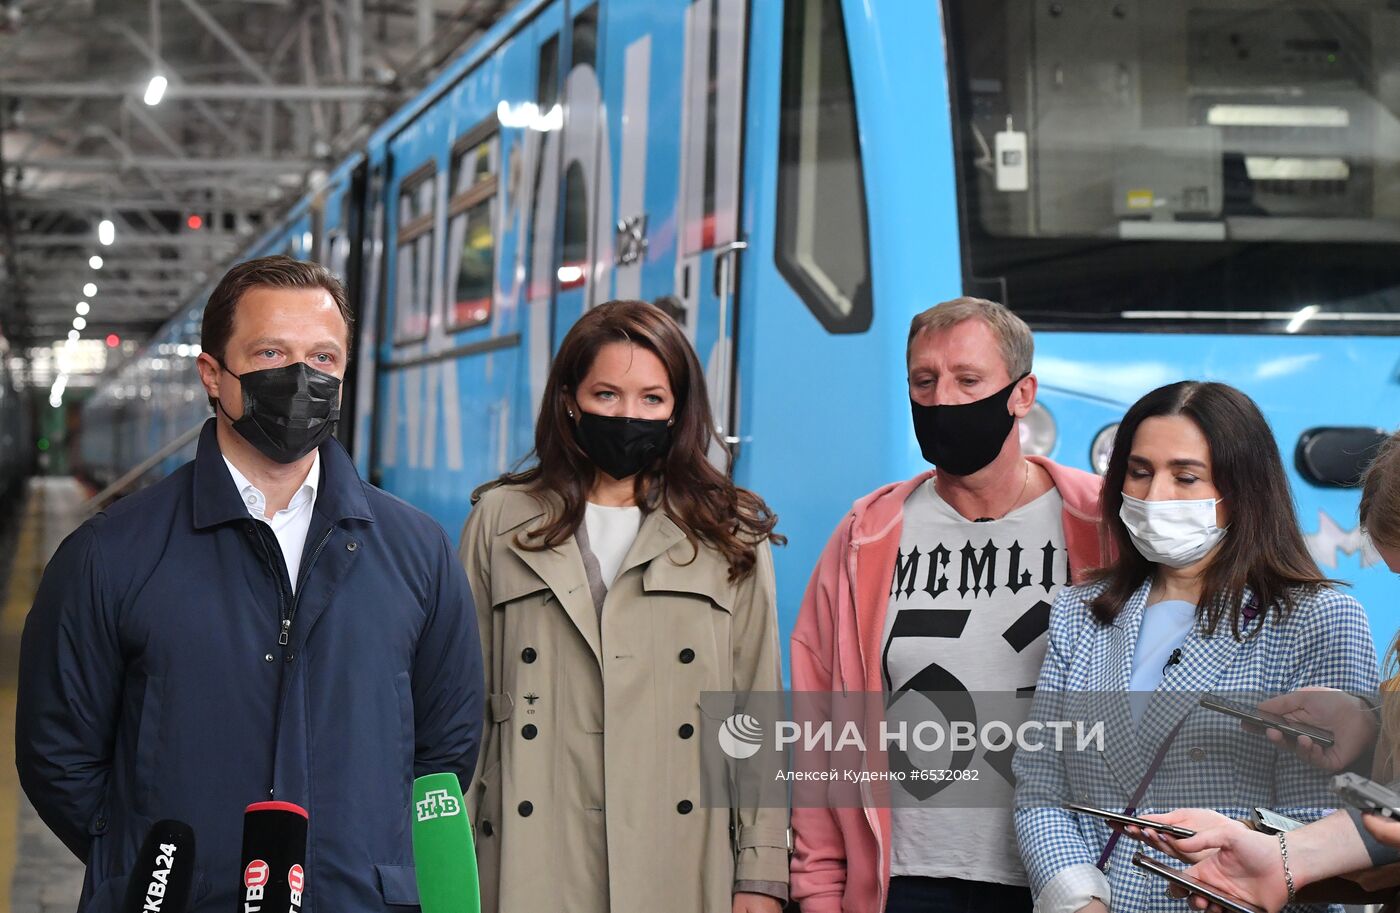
[1096,716,1187,870]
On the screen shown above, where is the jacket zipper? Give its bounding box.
[846,537,887,913]
[248,521,336,798]
[282,526,335,645]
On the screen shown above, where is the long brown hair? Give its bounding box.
[1090,381,1335,637]
[487,299,782,580]
[1359,431,1400,766]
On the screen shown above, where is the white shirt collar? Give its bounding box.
[222,450,320,518]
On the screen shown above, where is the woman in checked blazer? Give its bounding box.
[1013,381,1379,913]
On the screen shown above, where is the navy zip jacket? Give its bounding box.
[16,419,484,911]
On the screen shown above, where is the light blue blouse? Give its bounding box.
[1128,598,1197,724]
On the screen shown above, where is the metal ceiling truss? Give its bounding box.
[1,0,512,358]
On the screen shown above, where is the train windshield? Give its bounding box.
[943,0,1400,334]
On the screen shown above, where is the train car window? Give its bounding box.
[394,164,437,343]
[528,34,561,295]
[325,229,351,282]
[774,0,873,333]
[446,123,500,330]
[572,5,598,72]
[555,8,597,292]
[944,0,1400,334]
[559,161,588,290]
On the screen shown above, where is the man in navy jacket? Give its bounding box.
[16,255,484,912]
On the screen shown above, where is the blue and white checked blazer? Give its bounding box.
[1014,578,1378,913]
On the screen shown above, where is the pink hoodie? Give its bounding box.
[788,457,1107,913]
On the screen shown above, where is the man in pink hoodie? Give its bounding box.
[789,298,1106,913]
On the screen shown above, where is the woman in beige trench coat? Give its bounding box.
[460,300,790,913]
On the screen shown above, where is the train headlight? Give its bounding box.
[1019,403,1057,457]
[1091,423,1119,476]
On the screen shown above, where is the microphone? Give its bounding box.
[412,773,480,913]
[1162,647,1183,675]
[239,801,308,913]
[120,819,196,913]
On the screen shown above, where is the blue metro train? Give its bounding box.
[80,0,1400,664]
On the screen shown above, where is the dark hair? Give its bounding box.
[1090,381,1335,637]
[201,255,353,405]
[485,299,783,581]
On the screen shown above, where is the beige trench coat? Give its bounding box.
[459,483,790,913]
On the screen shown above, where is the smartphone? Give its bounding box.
[1198,695,1336,748]
[1132,852,1267,913]
[1250,806,1306,835]
[1332,772,1400,820]
[1062,803,1196,838]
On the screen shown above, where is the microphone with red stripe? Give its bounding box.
[120,819,196,913]
[239,801,308,913]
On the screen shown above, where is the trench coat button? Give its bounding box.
[1188,747,1207,761]
[264,653,275,663]
[521,647,538,663]
[480,820,493,837]
[678,648,695,664]
[285,653,295,663]
[678,723,694,739]
[522,724,538,740]
[346,541,358,552]
[518,801,533,817]
[95,815,107,831]
[677,800,693,814]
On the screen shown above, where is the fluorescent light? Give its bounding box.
[1121,310,1400,322]
[98,219,115,246]
[1206,104,1349,128]
[1245,156,1350,181]
[76,301,89,315]
[1286,305,1320,334]
[67,329,79,341]
[89,255,103,270]
[556,265,584,284]
[144,74,168,106]
[83,282,97,297]
[73,316,86,330]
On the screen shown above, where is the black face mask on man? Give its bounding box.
[217,360,341,464]
[909,374,1027,477]
[570,410,672,480]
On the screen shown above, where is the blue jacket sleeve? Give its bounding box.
[411,527,485,785]
[15,523,121,862]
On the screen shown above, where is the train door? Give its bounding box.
[351,158,387,477]
[594,0,751,460]
[674,0,749,460]
[548,1,607,353]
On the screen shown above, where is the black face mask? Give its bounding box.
[217,361,341,464]
[571,411,672,480]
[909,375,1026,477]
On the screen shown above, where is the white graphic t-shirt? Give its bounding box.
[881,479,1068,885]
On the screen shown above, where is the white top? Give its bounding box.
[583,501,643,589]
[223,451,320,592]
[882,479,1067,886]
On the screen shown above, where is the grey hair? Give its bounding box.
[906,296,1034,379]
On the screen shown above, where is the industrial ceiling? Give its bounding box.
[0,0,512,388]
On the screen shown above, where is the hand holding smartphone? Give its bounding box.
[1332,772,1400,820]
[1062,803,1196,838]
[1131,852,1267,913]
[1199,695,1336,748]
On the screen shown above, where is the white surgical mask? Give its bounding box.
[1119,493,1227,568]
